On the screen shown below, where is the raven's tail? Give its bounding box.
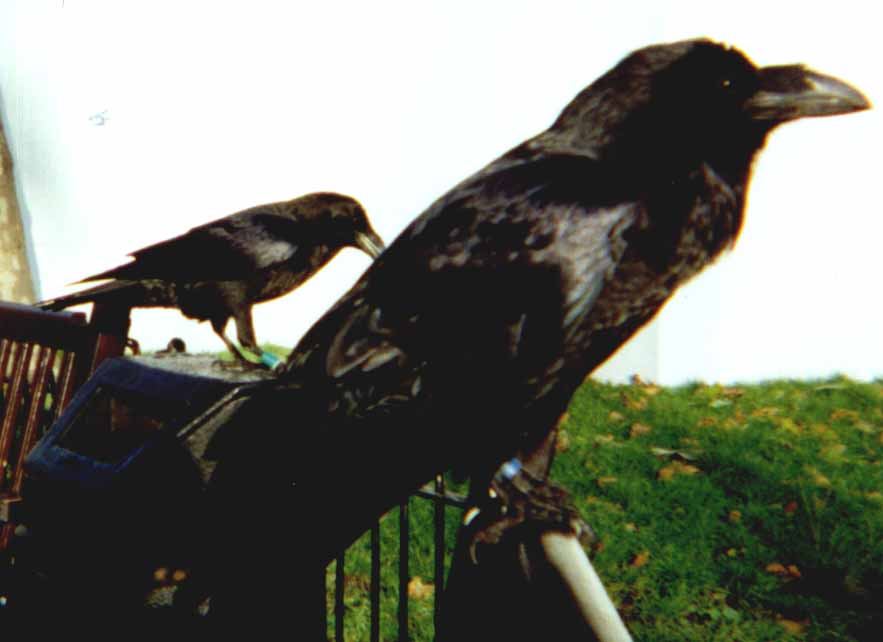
[35,280,178,311]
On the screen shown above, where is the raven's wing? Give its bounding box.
[77,206,305,283]
[285,153,640,415]
[209,154,642,571]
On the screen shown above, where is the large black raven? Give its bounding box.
[203,39,869,629]
[38,192,385,370]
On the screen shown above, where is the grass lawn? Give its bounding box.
[206,348,882,640]
[559,376,883,642]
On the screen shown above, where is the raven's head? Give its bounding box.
[547,39,870,181]
[308,192,386,259]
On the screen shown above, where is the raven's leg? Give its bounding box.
[232,306,285,372]
[210,316,255,367]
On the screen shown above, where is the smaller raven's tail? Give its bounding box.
[36,280,176,311]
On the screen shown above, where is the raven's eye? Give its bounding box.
[721,78,732,89]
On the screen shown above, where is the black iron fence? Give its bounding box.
[328,475,468,642]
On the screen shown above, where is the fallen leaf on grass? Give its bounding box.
[830,408,860,423]
[728,510,742,523]
[722,409,747,430]
[776,417,801,433]
[629,422,652,438]
[597,476,618,487]
[622,395,648,411]
[696,416,718,428]
[407,577,435,600]
[853,420,876,434]
[594,434,615,445]
[783,501,798,516]
[630,551,650,568]
[555,430,571,453]
[778,618,808,635]
[804,466,831,487]
[722,387,745,398]
[608,410,625,422]
[811,422,835,438]
[752,406,780,418]
[820,443,847,460]
[651,447,700,461]
[766,563,802,579]
[623,523,637,532]
[658,461,701,481]
[709,398,733,408]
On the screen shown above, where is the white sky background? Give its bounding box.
[0,0,880,384]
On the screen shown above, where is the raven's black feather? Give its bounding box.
[203,39,869,628]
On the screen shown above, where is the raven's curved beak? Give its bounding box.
[746,65,871,122]
[355,231,386,259]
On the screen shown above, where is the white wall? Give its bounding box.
[0,0,879,384]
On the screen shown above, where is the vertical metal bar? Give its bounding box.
[335,552,345,642]
[0,342,33,493]
[370,521,381,642]
[10,345,52,491]
[398,499,409,641]
[433,474,446,636]
[0,341,33,549]
[52,350,78,417]
[0,338,11,387]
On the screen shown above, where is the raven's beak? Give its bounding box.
[355,231,385,259]
[746,65,871,122]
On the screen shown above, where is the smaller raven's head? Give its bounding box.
[308,192,386,259]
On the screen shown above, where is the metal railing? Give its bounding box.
[328,474,467,641]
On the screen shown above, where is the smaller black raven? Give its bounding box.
[38,192,385,370]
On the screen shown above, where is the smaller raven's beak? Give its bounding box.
[355,231,385,259]
[746,65,871,122]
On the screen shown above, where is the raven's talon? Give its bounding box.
[462,467,593,566]
[212,358,265,372]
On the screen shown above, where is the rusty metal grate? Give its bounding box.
[0,302,129,549]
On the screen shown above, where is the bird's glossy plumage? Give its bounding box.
[38,192,385,367]
[203,39,868,627]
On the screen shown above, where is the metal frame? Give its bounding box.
[0,302,129,547]
[327,474,466,642]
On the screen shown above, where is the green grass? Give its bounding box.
[562,376,883,641]
[202,346,882,640]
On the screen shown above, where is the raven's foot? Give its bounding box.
[211,351,285,374]
[211,358,266,373]
[462,459,594,565]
